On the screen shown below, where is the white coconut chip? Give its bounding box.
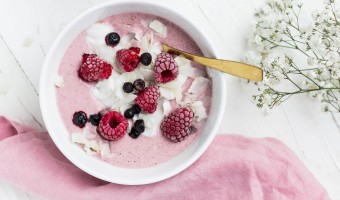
[98,139,111,158]
[83,127,97,140]
[71,132,100,153]
[159,75,187,102]
[149,20,167,38]
[191,100,207,122]
[163,100,171,116]
[175,57,206,78]
[159,87,175,100]
[54,74,65,88]
[137,68,154,81]
[174,57,191,66]
[188,77,210,100]
[132,28,143,41]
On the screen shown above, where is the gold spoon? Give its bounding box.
[162,44,263,81]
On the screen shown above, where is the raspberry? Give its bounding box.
[154,52,179,83]
[97,111,128,141]
[78,54,112,82]
[129,47,141,54]
[116,49,140,72]
[134,86,160,113]
[161,107,194,143]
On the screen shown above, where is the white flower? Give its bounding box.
[311,10,319,20]
[244,51,262,66]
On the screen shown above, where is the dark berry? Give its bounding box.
[129,47,140,54]
[129,127,143,139]
[132,104,141,114]
[105,32,120,46]
[89,113,102,126]
[129,127,141,139]
[134,119,145,133]
[72,111,87,128]
[123,82,134,93]
[133,79,145,91]
[140,53,152,66]
[124,108,135,119]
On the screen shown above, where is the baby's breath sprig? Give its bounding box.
[245,0,340,113]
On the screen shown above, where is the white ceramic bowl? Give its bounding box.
[40,0,226,185]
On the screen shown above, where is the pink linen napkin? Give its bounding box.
[0,116,329,200]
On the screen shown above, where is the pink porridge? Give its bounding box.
[55,12,212,168]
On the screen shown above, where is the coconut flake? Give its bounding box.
[188,77,210,100]
[54,74,65,87]
[191,100,207,122]
[159,87,175,100]
[149,20,167,38]
[175,57,206,78]
[163,100,171,115]
[159,75,187,102]
[99,139,111,158]
[71,132,99,153]
[137,68,154,81]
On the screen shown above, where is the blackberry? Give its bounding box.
[105,32,120,46]
[129,127,141,139]
[129,119,145,139]
[89,113,102,126]
[123,82,134,93]
[72,111,87,128]
[124,108,135,119]
[134,119,145,133]
[140,53,152,66]
[132,104,141,114]
[133,79,145,91]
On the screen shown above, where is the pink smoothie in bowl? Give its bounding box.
[55,12,212,168]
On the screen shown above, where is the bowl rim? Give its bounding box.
[39,0,226,185]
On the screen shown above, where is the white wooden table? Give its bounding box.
[0,0,339,199]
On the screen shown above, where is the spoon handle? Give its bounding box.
[162,44,263,81]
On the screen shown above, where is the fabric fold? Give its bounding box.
[0,116,329,200]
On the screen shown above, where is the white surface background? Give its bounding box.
[0,0,339,199]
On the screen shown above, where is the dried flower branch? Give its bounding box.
[245,0,340,113]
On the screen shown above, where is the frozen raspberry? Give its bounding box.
[78,54,112,82]
[154,52,179,83]
[129,47,141,54]
[97,111,128,141]
[161,107,194,143]
[116,49,140,72]
[134,86,160,113]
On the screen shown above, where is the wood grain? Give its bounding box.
[0,0,339,199]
